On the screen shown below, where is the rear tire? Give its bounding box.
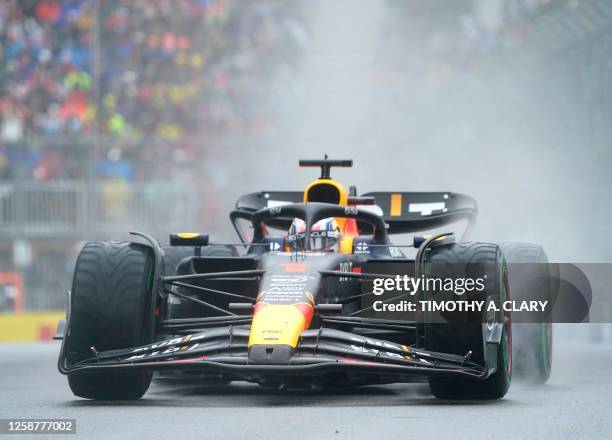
[426,242,512,399]
[65,241,155,400]
[165,245,239,320]
[162,245,239,276]
[159,244,239,385]
[162,246,195,276]
[500,242,552,384]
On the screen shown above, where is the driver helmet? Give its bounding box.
[288,217,340,252]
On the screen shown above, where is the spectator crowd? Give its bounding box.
[0,0,308,181]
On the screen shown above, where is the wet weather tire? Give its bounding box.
[425,242,512,399]
[165,245,239,319]
[162,246,195,276]
[162,244,239,276]
[501,242,552,384]
[65,241,155,400]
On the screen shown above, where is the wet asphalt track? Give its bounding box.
[0,341,611,440]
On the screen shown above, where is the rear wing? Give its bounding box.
[230,191,477,242]
[361,192,477,236]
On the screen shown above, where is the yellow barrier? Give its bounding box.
[0,312,64,342]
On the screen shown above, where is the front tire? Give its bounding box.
[65,241,155,400]
[425,242,512,399]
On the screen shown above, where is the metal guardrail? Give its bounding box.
[0,181,210,239]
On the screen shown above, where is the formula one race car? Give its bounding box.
[56,158,553,400]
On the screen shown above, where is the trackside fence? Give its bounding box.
[0,181,212,240]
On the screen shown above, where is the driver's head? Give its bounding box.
[288,217,340,252]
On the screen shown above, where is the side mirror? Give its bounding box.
[169,233,210,247]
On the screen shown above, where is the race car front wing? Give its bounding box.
[58,327,488,382]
